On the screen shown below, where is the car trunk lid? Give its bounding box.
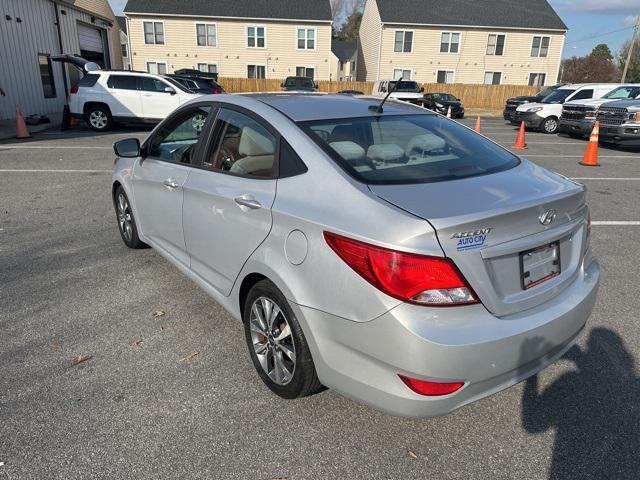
[369,160,588,316]
[51,54,101,73]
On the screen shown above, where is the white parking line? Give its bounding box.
[0,169,110,173]
[0,145,111,150]
[592,221,640,226]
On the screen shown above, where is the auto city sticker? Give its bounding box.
[452,228,492,251]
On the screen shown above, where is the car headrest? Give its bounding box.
[405,133,446,156]
[329,141,365,161]
[239,127,274,157]
[367,144,404,163]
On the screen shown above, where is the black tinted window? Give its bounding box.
[279,139,308,178]
[107,75,138,90]
[77,74,99,87]
[300,114,520,185]
[141,77,169,92]
[572,89,594,101]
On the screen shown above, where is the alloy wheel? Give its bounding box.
[116,193,133,242]
[249,297,296,386]
[90,110,108,129]
[544,118,558,134]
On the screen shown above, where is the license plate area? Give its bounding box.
[520,241,561,290]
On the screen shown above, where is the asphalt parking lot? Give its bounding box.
[1,117,639,480]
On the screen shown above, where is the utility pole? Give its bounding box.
[622,16,640,82]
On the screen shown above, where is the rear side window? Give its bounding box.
[300,114,520,185]
[77,73,99,87]
[141,77,169,93]
[107,75,138,90]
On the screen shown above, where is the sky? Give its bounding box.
[108,0,639,59]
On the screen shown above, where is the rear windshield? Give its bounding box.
[285,77,315,89]
[432,93,456,102]
[391,81,421,93]
[77,74,99,87]
[299,114,520,185]
[541,89,575,104]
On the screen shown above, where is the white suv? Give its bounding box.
[60,63,204,131]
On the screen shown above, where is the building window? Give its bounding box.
[297,27,316,50]
[393,68,411,80]
[531,36,550,57]
[121,43,128,57]
[528,73,546,87]
[339,61,344,71]
[248,65,266,79]
[440,32,460,53]
[296,66,315,79]
[143,21,164,45]
[197,63,218,74]
[436,70,455,84]
[487,34,505,56]
[484,71,502,85]
[394,30,413,53]
[196,23,217,46]
[247,25,266,48]
[38,54,56,99]
[146,62,167,75]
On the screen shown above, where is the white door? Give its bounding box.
[105,74,143,118]
[140,77,181,121]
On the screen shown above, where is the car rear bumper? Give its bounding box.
[599,124,640,146]
[558,118,594,135]
[513,111,545,129]
[293,257,599,418]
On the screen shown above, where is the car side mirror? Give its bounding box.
[281,83,285,88]
[314,82,319,89]
[420,87,424,93]
[114,138,140,158]
[164,86,176,95]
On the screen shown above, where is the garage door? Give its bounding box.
[78,23,104,53]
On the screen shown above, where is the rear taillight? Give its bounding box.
[323,231,478,306]
[70,84,79,94]
[211,87,222,94]
[398,375,465,396]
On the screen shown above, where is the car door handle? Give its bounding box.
[234,196,262,210]
[163,178,180,189]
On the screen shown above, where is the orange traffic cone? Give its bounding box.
[580,121,601,167]
[474,116,481,133]
[15,104,31,139]
[447,106,452,119]
[513,121,527,150]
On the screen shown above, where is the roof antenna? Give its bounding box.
[369,79,400,114]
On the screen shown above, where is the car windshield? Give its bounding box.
[300,114,520,185]
[390,81,421,93]
[541,89,576,104]
[432,93,456,102]
[603,86,640,99]
[536,86,558,98]
[285,77,315,89]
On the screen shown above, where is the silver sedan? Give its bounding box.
[112,93,599,418]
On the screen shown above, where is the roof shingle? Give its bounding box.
[376,0,567,31]
[123,0,332,22]
[331,40,357,60]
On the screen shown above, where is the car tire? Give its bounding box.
[113,186,147,249]
[86,105,113,132]
[243,279,323,399]
[542,116,559,134]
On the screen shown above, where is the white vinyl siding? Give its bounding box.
[394,30,413,53]
[196,23,217,47]
[247,25,266,48]
[531,36,550,57]
[143,21,164,45]
[297,27,316,50]
[440,32,460,53]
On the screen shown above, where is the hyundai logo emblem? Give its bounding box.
[539,209,557,226]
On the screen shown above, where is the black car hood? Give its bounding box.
[508,95,539,103]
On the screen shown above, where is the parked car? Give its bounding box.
[281,76,318,92]
[423,92,465,118]
[168,74,225,95]
[597,99,640,147]
[514,84,617,134]
[372,80,424,105]
[503,83,566,123]
[559,85,640,137]
[174,68,218,81]
[69,71,203,131]
[112,94,599,418]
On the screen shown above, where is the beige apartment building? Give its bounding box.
[330,40,357,82]
[358,0,567,86]
[123,0,333,80]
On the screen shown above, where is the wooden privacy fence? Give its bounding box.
[217,78,537,110]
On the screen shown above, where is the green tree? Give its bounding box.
[591,43,613,62]
[336,11,362,41]
[619,39,640,83]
